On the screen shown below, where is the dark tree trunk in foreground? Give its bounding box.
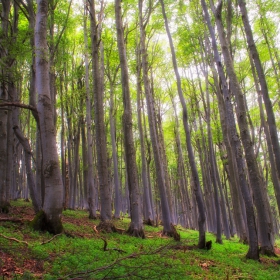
[115,0,145,237]
[160,0,204,246]
[33,0,63,234]
[0,0,11,213]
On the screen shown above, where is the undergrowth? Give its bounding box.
[0,200,279,279]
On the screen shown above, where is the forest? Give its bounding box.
[1,0,280,275]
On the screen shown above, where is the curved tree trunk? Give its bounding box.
[201,0,259,259]
[34,0,63,234]
[160,0,205,246]
[238,0,280,190]
[212,0,275,257]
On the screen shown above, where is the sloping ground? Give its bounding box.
[1,200,280,279]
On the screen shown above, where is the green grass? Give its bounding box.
[1,200,279,279]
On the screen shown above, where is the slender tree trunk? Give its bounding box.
[109,82,121,219]
[202,0,259,259]
[160,0,204,246]
[83,6,96,218]
[136,48,154,225]
[89,0,112,228]
[213,0,274,257]
[139,0,178,239]
[238,0,280,188]
[115,0,144,237]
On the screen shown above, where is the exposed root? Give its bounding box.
[31,210,64,234]
[126,225,145,238]
[260,246,278,257]
[96,220,117,233]
[0,202,11,214]
[143,218,154,226]
[162,224,180,241]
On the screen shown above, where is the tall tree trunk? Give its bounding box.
[83,6,96,218]
[0,0,11,213]
[238,0,280,188]
[33,0,63,234]
[109,82,121,219]
[139,0,178,239]
[160,0,204,246]
[89,0,112,228]
[136,48,154,225]
[213,0,274,257]
[202,0,259,259]
[115,0,145,237]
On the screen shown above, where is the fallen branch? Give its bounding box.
[62,243,171,280]
[0,233,28,246]
[41,233,63,245]
[0,218,25,224]
[101,237,126,253]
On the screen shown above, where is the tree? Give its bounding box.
[33,0,64,234]
[160,0,205,247]
[115,0,145,237]
[213,0,275,257]
[88,0,113,230]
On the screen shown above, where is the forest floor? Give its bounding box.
[1,200,280,279]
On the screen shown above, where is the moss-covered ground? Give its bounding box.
[1,200,279,279]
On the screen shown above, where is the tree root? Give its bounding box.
[260,246,278,257]
[162,224,180,241]
[96,220,117,233]
[126,225,145,238]
[143,218,154,226]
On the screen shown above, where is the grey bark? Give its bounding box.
[83,8,96,218]
[139,0,176,238]
[115,0,145,237]
[136,48,154,225]
[202,0,259,259]
[34,0,63,234]
[89,0,112,224]
[238,0,280,194]
[160,0,205,246]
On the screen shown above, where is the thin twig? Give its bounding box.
[41,233,63,245]
[0,233,28,246]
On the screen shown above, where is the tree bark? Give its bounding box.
[83,7,96,218]
[160,0,204,246]
[213,0,274,257]
[89,0,112,227]
[34,0,63,234]
[202,0,259,259]
[115,0,145,237]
